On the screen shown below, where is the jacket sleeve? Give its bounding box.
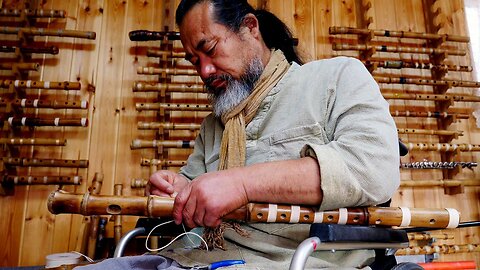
[301,57,400,210]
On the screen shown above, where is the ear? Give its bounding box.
[241,13,261,38]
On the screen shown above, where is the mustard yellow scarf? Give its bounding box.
[218,49,290,170]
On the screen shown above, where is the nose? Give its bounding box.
[198,57,216,80]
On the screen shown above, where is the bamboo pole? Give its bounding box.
[136,103,211,112]
[0,8,66,18]
[383,93,480,102]
[2,157,88,168]
[363,60,472,72]
[332,43,466,56]
[47,191,461,229]
[146,49,186,58]
[0,45,59,54]
[405,143,480,152]
[2,175,81,185]
[401,161,477,169]
[113,184,123,245]
[0,62,40,71]
[390,111,469,119]
[0,138,66,146]
[1,27,96,40]
[408,232,454,241]
[137,122,201,130]
[395,244,479,255]
[13,99,88,109]
[130,139,195,149]
[86,173,103,259]
[7,117,88,127]
[375,76,480,88]
[400,179,480,188]
[129,30,180,41]
[397,128,463,137]
[133,82,204,93]
[137,67,198,76]
[0,79,81,90]
[329,26,469,42]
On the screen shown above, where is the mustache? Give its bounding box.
[205,74,231,93]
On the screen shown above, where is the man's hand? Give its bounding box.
[147,170,189,197]
[172,169,249,228]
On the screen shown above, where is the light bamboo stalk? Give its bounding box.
[390,111,469,119]
[1,26,96,39]
[2,175,81,185]
[408,232,454,241]
[405,143,480,152]
[2,157,88,168]
[376,76,480,88]
[0,79,81,90]
[400,179,480,188]
[397,128,463,137]
[133,82,204,92]
[0,138,66,146]
[0,62,40,71]
[114,184,123,245]
[146,49,186,58]
[383,93,480,102]
[395,244,479,255]
[0,8,66,18]
[137,122,201,130]
[363,60,472,72]
[333,43,466,56]
[130,139,195,149]
[13,99,88,109]
[135,103,211,112]
[137,67,198,76]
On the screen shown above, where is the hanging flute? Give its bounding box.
[390,111,469,119]
[0,45,59,55]
[329,27,469,43]
[131,178,149,188]
[137,67,198,76]
[0,8,66,18]
[136,103,211,112]
[130,139,195,149]
[363,60,472,72]
[47,191,461,229]
[1,27,96,40]
[401,161,477,169]
[7,117,88,127]
[2,157,88,168]
[397,128,463,137]
[129,30,180,41]
[0,79,81,90]
[141,158,187,167]
[400,179,480,188]
[0,138,66,146]
[146,49,186,59]
[382,93,480,102]
[0,62,40,71]
[2,175,81,185]
[408,232,454,241]
[375,76,480,88]
[405,143,480,152]
[332,43,466,56]
[13,99,88,109]
[395,243,479,255]
[133,82,204,93]
[138,122,201,130]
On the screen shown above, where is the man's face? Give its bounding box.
[179,2,263,102]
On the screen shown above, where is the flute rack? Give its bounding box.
[329,0,479,195]
[0,2,95,196]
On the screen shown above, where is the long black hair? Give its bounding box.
[175,0,303,64]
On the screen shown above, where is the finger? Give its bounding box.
[149,173,174,194]
[173,186,191,225]
[182,198,198,228]
[193,205,206,227]
[150,189,174,197]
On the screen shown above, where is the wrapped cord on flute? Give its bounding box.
[47,191,461,229]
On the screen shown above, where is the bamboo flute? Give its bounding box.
[137,67,198,76]
[2,157,88,168]
[0,62,40,71]
[408,232,454,241]
[2,175,81,185]
[390,111,469,119]
[114,184,123,245]
[141,158,187,167]
[131,178,148,188]
[130,139,195,149]
[400,179,480,188]
[13,99,88,109]
[1,27,96,40]
[382,93,480,102]
[137,122,201,130]
[0,8,66,18]
[405,143,480,152]
[395,243,479,255]
[133,82,204,93]
[0,79,81,90]
[0,137,66,146]
[47,191,461,229]
[129,30,180,41]
[0,45,59,55]
[329,27,470,43]
[375,76,480,88]
[136,103,212,112]
[146,49,186,58]
[87,173,103,259]
[7,117,88,127]
[401,161,477,169]
[332,43,466,56]
[397,128,463,137]
[363,60,472,72]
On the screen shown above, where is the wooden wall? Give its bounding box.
[0,0,478,267]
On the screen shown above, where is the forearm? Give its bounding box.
[232,157,322,206]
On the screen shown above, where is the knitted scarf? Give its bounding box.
[203,49,290,250]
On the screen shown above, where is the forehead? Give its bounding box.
[179,2,229,50]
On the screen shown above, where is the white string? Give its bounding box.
[69,251,94,263]
[144,220,209,252]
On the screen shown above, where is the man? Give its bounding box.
[148,0,400,269]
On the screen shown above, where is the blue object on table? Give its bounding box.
[192,259,246,270]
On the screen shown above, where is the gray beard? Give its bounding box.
[207,58,264,118]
